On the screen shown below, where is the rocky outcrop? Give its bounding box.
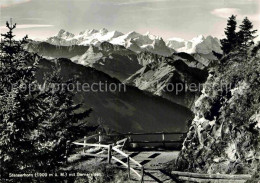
[136,51,165,66]
[177,53,260,175]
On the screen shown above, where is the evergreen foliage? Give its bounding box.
[36,66,92,170]
[220,15,257,56]
[0,21,92,178]
[220,15,237,54]
[238,17,258,51]
[0,21,46,173]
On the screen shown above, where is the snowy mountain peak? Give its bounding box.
[168,37,185,42]
[205,35,220,43]
[45,28,222,55]
[57,29,75,39]
[89,29,99,35]
[126,31,141,38]
[191,35,205,43]
[99,28,109,35]
[167,35,222,54]
[145,32,159,40]
[79,29,98,36]
[152,37,164,46]
[57,29,66,35]
[145,31,150,35]
[105,30,124,39]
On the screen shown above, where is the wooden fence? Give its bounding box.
[72,133,144,182]
[71,132,253,183]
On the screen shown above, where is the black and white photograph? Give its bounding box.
[0,0,260,182]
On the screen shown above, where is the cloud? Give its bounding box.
[0,0,31,8]
[211,8,260,22]
[211,8,241,19]
[0,24,54,29]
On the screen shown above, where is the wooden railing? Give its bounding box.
[72,133,144,182]
[107,131,186,146]
[112,146,144,181]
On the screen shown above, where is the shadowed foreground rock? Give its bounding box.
[176,51,260,175]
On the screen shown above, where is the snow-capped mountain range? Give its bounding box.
[167,35,222,54]
[45,28,222,56]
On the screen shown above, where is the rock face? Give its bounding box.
[136,51,165,66]
[125,53,208,109]
[167,35,223,55]
[177,52,260,175]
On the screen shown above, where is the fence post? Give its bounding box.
[99,132,102,143]
[128,132,132,143]
[127,155,130,179]
[108,144,112,164]
[162,132,165,147]
[141,166,144,183]
[83,136,86,153]
[99,132,102,149]
[65,140,70,164]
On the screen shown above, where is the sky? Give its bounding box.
[0,0,260,41]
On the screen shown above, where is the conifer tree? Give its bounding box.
[0,21,47,174]
[35,65,92,170]
[0,21,92,177]
[238,17,257,50]
[220,15,238,54]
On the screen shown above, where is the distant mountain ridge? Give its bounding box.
[26,41,142,81]
[71,42,142,81]
[124,52,209,109]
[35,58,193,133]
[45,28,222,56]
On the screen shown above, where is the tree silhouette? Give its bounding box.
[0,21,46,175]
[0,20,92,179]
[220,15,238,54]
[238,17,257,51]
[36,65,92,170]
